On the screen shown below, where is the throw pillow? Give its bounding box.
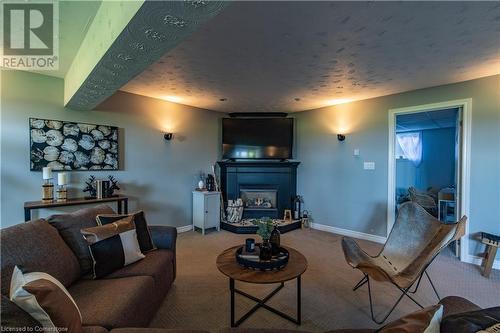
[441,306,500,333]
[377,304,443,333]
[47,204,115,275]
[96,211,156,253]
[81,216,145,279]
[1,294,42,331]
[9,266,82,333]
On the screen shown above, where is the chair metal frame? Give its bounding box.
[352,254,441,324]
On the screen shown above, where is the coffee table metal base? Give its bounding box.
[229,276,301,327]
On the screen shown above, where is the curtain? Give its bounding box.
[396,132,422,167]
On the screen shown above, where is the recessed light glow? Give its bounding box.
[161,96,183,103]
[325,98,351,106]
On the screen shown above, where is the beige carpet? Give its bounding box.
[150,228,499,332]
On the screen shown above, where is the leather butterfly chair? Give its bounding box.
[342,201,466,324]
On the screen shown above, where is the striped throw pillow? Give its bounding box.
[81,216,145,279]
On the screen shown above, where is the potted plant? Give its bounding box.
[254,217,273,260]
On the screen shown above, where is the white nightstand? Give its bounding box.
[192,191,221,235]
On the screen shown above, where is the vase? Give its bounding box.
[259,239,272,261]
[198,180,205,189]
[270,226,281,255]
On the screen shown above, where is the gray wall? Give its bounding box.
[396,127,456,194]
[295,74,500,259]
[1,70,223,228]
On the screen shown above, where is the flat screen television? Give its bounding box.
[222,118,293,160]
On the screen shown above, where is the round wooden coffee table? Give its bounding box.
[216,245,307,327]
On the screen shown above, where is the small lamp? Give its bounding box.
[164,133,173,141]
[57,172,68,202]
[337,134,346,141]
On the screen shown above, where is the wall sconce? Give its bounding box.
[164,133,173,141]
[337,134,346,141]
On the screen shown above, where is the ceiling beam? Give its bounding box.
[64,1,227,111]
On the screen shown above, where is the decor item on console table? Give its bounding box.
[83,175,119,199]
[56,172,68,202]
[83,175,97,198]
[41,167,54,202]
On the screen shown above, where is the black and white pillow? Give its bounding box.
[81,216,145,279]
[96,211,156,253]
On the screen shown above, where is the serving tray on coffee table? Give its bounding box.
[235,245,289,271]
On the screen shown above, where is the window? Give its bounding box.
[396,132,422,166]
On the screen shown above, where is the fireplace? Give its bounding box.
[240,188,278,215]
[217,160,300,220]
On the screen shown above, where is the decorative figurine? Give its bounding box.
[83,175,97,198]
[107,175,120,197]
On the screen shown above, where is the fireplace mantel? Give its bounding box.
[217,160,300,221]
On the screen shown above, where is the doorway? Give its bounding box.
[387,99,472,262]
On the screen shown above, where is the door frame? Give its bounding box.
[387,98,472,262]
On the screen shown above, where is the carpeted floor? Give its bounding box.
[150,228,499,332]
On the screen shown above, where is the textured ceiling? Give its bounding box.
[121,1,500,113]
[396,108,458,132]
[67,1,227,110]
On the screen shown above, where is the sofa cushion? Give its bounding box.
[105,249,174,292]
[441,306,500,333]
[47,204,115,275]
[10,266,82,333]
[1,219,80,296]
[69,276,157,329]
[1,294,42,331]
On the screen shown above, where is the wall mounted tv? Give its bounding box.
[222,118,293,160]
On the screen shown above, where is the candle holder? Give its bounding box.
[56,185,67,202]
[42,179,54,202]
[41,167,54,202]
[56,172,68,202]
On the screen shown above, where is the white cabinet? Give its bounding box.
[192,191,220,235]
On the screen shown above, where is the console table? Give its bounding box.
[24,195,128,221]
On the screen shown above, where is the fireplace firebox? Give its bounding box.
[240,188,278,215]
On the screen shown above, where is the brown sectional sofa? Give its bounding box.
[0,205,180,332]
[1,205,495,333]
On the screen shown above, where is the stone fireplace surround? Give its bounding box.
[217,160,300,233]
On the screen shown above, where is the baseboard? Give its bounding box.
[310,222,387,244]
[463,255,500,270]
[177,225,193,233]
